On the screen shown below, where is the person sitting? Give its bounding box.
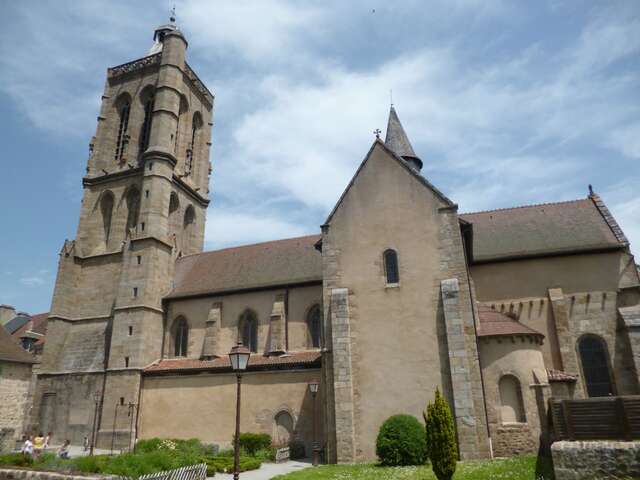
[21,436,34,456]
[33,432,45,458]
[58,440,71,459]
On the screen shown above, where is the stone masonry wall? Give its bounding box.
[551,440,640,480]
[0,362,33,451]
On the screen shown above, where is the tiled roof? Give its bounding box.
[0,323,37,364]
[144,350,321,374]
[460,197,625,262]
[477,305,544,339]
[547,369,578,382]
[167,235,322,299]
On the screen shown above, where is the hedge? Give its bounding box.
[238,433,272,456]
[376,414,428,466]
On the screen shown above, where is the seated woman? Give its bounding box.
[58,440,71,459]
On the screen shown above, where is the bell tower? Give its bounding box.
[35,16,214,448]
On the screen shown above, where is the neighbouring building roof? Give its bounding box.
[477,305,544,339]
[11,312,48,348]
[4,314,32,335]
[546,368,578,383]
[460,196,626,263]
[0,324,37,364]
[167,235,322,299]
[144,351,321,374]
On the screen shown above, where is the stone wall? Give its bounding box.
[0,362,33,451]
[551,440,640,480]
[0,469,119,480]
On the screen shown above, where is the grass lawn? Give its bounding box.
[273,455,553,480]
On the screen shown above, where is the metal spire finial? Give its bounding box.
[374,128,381,139]
[390,89,393,107]
[170,5,176,23]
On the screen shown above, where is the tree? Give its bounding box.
[423,388,457,480]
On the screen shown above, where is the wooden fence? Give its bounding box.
[550,396,640,441]
[132,463,207,480]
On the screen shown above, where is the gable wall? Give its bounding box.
[323,143,488,462]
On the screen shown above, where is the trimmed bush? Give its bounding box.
[375,414,427,466]
[204,456,262,476]
[238,433,272,456]
[0,453,33,467]
[424,388,458,480]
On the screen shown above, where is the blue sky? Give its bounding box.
[1,0,639,314]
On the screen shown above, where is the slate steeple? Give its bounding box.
[384,105,423,172]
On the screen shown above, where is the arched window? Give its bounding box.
[307,304,322,348]
[139,88,155,158]
[274,410,294,445]
[499,375,526,423]
[173,317,189,357]
[383,249,399,284]
[100,191,114,245]
[125,187,141,235]
[114,95,131,162]
[239,310,258,353]
[174,95,188,154]
[578,335,614,397]
[186,112,203,175]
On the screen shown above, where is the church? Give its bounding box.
[26,18,640,463]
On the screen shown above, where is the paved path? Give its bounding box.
[209,460,312,480]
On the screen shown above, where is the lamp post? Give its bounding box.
[229,343,251,480]
[308,381,319,466]
[90,390,101,456]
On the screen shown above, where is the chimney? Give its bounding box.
[0,304,16,326]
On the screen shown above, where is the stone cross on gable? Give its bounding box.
[374,129,382,139]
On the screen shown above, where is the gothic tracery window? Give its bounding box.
[114,95,131,162]
[307,304,322,348]
[239,310,258,353]
[173,317,189,357]
[383,249,399,284]
[139,89,155,158]
[186,112,202,176]
[578,335,614,397]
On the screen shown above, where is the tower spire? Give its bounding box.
[384,105,423,172]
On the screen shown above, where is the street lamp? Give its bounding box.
[308,381,319,466]
[229,343,251,480]
[90,390,101,456]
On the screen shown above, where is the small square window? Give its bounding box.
[125,357,129,368]
[120,397,125,405]
[145,190,149,198]
[133,287,138,297]
[136,255,141,265]
[141,222,145,231]
[148,162,153,171]
[128,326,133,336]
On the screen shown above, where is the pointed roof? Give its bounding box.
[385,106,423,170]
[324,139,455,226]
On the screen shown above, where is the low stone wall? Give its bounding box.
[0,469,119,480]
[491,423,538,457]
[551,440,640,480]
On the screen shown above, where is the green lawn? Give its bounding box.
[273,455,553,480]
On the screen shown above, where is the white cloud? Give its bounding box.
[20,270,50,287]
[609,123,640,159]
[205,210,314,250]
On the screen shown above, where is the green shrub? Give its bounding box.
[72,454,111,474]
[254,447,277,462]
[0,453,33,467]
[288,440,306,460]
[204,456,261,476]
[424,388,457,480]
[376,414,428,466]
[134,438,163,453]
[238,433,272,456]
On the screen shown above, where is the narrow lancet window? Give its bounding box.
[114,100,130,162]
[174,317,189,357]
[139,91,154,158]
[384,249,399,284]
[307,304,322,348]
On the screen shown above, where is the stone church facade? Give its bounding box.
[25,20,640,463]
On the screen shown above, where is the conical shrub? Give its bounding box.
[423,388,457,480]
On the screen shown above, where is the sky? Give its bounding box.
[0,0,639,314]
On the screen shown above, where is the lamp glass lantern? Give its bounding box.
[229,343,251,371]
[309,381,319,395]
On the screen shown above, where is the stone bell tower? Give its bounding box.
[33,16,214,448]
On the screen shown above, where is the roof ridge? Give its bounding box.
[177,234,321,260]
[461,197,589,216]
[588,193,629,245]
